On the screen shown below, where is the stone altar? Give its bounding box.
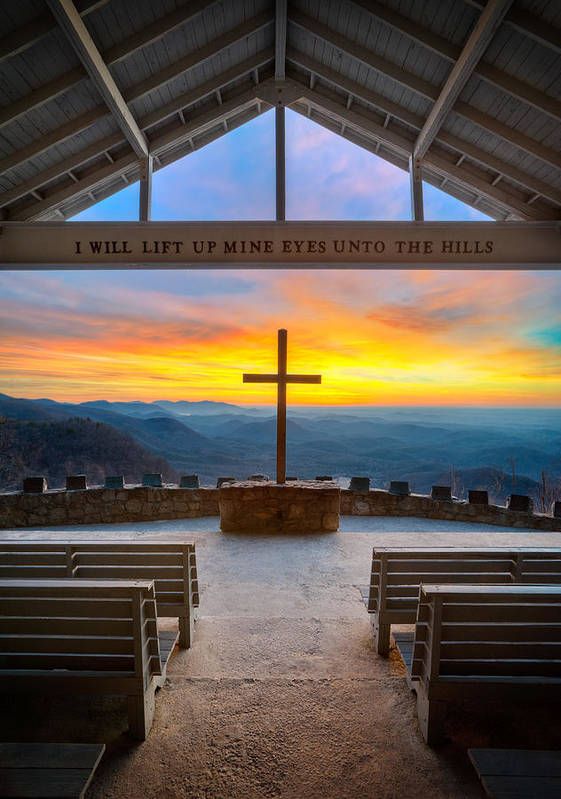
[219,480,341,533]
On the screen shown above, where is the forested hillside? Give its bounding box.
[0,416,177,490]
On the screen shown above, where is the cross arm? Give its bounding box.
[243,374,279,383]
[285,375,321,384]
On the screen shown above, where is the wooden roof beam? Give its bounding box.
[0,0,108,64]
[351,0,561,122]
[45,0,148,158]
[290,78,557,221]
[275,0,287,80]
[286,51,561,205]
[288,11,561,171]
[0,50,274,208]
[413,0,514,160]
[0,0,220,129]
[463,0,561,54]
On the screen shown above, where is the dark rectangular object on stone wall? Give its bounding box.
[315,475,333,481]
[66,475,87,491]
[468,490,489,505]
[431,485,452,501]
[180,475,200,488]
[553,501,561,518]
[23,477,47,493]
[390,481,410,496]
[508,494,533,512]
[217,477,236,488]
[349,477,370,493]
[105,475,124,489]
[142,473,163,487]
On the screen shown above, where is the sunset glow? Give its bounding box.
[1,111,560,407]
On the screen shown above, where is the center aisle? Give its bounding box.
[90,529,488,799]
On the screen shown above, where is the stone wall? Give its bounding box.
[219,481,340,533]
[0,486,219,529]
[340,489,561,531]
[1,483,560,531]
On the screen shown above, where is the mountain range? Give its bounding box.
[1,393,560,506]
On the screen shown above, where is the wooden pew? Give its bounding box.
[0,742,105,799]
[0,541,198,648]
[367,547,561,656]
[0,579,172,740]
[410,584,561,745]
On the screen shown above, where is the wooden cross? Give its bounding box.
[243,329,321,484]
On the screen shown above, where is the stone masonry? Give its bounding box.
[219,480,341,533]
[0,486,219,529]
[1,483,561,531]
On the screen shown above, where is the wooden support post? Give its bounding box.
[275,106,286,221]
[276,328,287,484]
[409,154,424,221]
[139,155,153,222]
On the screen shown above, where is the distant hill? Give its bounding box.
[0,417,177,490]
[0,393,559,500]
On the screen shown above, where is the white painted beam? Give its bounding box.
[413,0,514,160]
[0,0,108,63]
[288,10,561,171]
[286,50,561,204]
[275,0,287,80]
[45,0,148,158]
[351,0,561,123]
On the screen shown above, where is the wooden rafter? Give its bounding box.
[45,0,148,158]
[0,0,108,64]
[413,0,514,160]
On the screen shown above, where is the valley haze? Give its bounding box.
[1,393,560,508]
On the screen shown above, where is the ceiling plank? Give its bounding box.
[0,0,108,64]
[0,50,274,209]
[351,0,561,122]
[288,8,561,171]
[45,0,148,158]
[0,0,219,129]
[463,0,561,54]
[413,0,514,160]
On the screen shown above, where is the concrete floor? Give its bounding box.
[2,517,561,798]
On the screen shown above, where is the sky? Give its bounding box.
[1,109,560,407]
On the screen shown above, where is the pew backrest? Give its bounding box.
[0,540,199,612]
[0,578,162,687]
[411,583,561,685]
[369,546,561,618]
[368,546,561,656]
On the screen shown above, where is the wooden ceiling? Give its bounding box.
[0,0,559,222]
